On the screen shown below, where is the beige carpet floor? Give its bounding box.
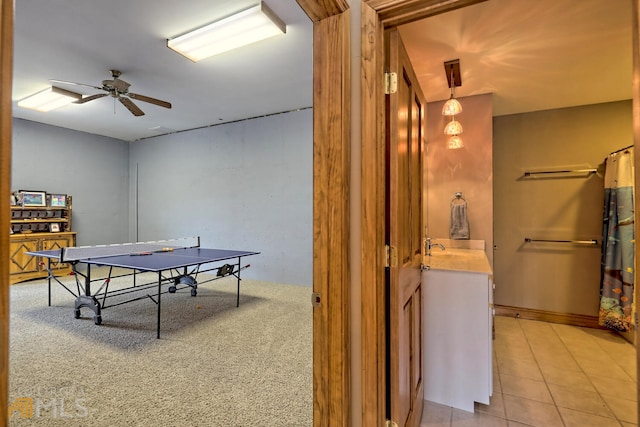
[8,269,312,426]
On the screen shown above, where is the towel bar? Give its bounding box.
[524,238,598,245]
[523,168,597,177]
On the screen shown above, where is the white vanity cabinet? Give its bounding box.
[422,249,493,413]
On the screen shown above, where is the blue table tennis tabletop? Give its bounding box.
[29,247,259,271]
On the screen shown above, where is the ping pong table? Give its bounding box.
[26,237,259,338]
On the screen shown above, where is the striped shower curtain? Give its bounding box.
[599,148,635,332]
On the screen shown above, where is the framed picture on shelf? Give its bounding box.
[50,223,60,232]
[21,191,46,207]
[49,194,67,207]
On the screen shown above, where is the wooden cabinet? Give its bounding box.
[9,197,76,284]
[422,264,493,412]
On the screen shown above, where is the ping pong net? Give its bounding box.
[60,236,200,262]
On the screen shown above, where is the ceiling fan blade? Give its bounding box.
[119,97,145,116]
[73,93,108,104]
[128,93,172,109]
[49,79,103,91]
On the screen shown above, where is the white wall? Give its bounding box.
[11,119,130,246]
[128,109,313,286]
[493,100,632,316]
[12,110,313,286]
[426,94,494,266]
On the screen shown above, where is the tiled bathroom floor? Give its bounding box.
[420,316,637,426]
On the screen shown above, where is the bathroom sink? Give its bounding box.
[428,249,468,258]
[424,247,492,274]
[427,252,457,259]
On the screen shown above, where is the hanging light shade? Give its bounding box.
[442,97,462,116]
[442,59,462,116]
[444,118,463,135]
[447,135,464,149]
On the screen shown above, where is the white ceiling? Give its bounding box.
[399,0,632,117]
[12,0,632,142]
[12,0,314,142]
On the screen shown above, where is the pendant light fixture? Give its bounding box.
[444,118,463,135]
[442,59,464,149]
[447,135,464,149]
[442,59,462,116]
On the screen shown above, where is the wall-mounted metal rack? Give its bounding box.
[524,237,599,246]
[523,168,597,178]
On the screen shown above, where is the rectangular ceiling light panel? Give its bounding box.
[167,1,286,62]
[17,86,82,112]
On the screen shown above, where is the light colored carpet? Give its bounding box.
[8,269,313,426]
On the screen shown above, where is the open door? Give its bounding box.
[385,27,425,427]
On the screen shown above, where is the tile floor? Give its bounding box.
[420,316,638,426]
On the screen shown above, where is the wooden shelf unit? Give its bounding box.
[9,196,76,284]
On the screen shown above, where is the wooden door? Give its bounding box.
[386,28,425,427]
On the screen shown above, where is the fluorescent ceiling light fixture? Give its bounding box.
[167,1,286,62]
[17,86,81,112]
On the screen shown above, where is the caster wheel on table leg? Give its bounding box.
[93,315,102,325]
[74,309,81,319]
[191,288,197,297]
[169,286,176,293]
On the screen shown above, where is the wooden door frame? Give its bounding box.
[632,0,640,421]
[1,0,13,423]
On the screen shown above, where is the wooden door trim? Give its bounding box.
[361,4,387,426]
[0,0,13,424]
[364,0,488,27]
[632,0,639,421]
[296,0,349,21]
[295,1,352,426]
[311,10,352,426]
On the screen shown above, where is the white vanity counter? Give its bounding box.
[422,239,493,413]
[425,247,492,274]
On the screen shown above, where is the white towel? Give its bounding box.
[450,201,470,240]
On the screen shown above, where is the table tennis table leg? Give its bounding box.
[73,263,102,325]
[47,257,52,307]
[236,257,241,307]
[157,271,162,339]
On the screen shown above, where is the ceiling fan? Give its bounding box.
[50,69,172,116]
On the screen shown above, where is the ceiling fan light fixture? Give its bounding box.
[167,1,286,62]
[17,86,81,112]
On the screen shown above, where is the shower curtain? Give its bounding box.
[599,147,635,332]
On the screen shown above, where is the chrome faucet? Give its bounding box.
[425,238,446,256]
